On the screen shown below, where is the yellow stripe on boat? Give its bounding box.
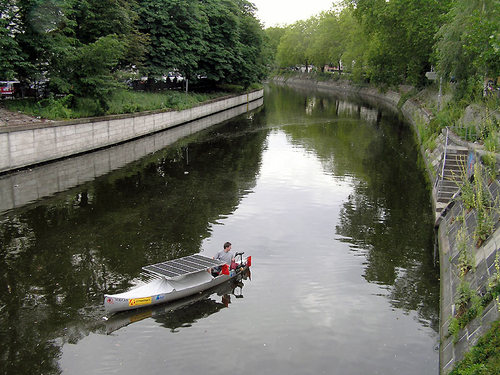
[129,297,152,307]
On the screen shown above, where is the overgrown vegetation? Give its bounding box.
[447,164,499,343]
[0,0,269,115]
[267,0,498,100]
[449,320,500,375]
[1,90,228,120]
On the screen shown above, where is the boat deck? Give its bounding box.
[142,254,224,279]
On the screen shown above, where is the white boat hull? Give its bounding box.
[104,267,247,314]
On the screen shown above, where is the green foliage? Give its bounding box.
[460,177,476,212]
[0,1,21,80]
[428,102,464,143]
[456,281,474,312]
[448,280,486,340]
[3,0,266,104]
[309,11,344,71]
[3,89,226,119]
[448,317,460,342]
[397,89,418,109]
[135,0,266,88]
[455,162,493,223]
[416,118,438,150]
[38,94,74,119]
[481,153,497,180]
[73,0,147,69]
[456,225,474,277]
[349,0,452,86]
[136,0,205,79]
[276,20,314,68]
[488,253,500,312]
[481,114,499,153]
[2,95,73,120]
[72,35,126,110]
[264,27,287,67]
[435,0,500,101]
[234,5,268,87]
[449,321,500,375]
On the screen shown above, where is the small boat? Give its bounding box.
[105,271,249,334]
[104,252,251,314]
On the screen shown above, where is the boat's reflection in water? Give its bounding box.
[105,269,251,334]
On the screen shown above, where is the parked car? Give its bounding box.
[0,81,19,99]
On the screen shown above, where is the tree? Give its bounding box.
[348,0,451,86]
[73,0,147,70]
[309,11,345,73]
[338,7,370,82]
[197,0,240,83]
[0,0,22,80]
[234,5,267,87]
[136,0,206,81]
[276,19,315,69]
[264,26,286,67]
[12,0,76,84]
[435,0,500,100]
[68,35,126,109]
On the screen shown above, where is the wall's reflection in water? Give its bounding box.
[0,99,263,214]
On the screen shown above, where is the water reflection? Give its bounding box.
[0,108,267,375]
[106,271,250,334]
[268,84,439,330]
[0,99,263,214]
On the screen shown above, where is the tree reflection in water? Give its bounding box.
[0,111,266,375]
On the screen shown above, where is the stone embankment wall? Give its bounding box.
[0,98,263,214]
[273,76,499,374]
[0,90,263,174]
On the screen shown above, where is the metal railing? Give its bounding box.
[435,127,450,195]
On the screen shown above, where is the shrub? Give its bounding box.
[449,321,500,375]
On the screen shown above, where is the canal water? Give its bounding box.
[0,84,439,375]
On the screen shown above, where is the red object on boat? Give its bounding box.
[246,256,252,267]
[221,264,230,275]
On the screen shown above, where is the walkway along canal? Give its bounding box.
[1,84,447,374]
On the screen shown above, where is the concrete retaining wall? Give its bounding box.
[438,179,500,374]
[0,98,263,214]
[0,90,263,174]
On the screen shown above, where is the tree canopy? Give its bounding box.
[270,0,499,98]
[435,0,500,100]
[0,0,268,109]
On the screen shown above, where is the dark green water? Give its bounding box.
[0,84,439,375]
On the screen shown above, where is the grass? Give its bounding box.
[1,89,234,120]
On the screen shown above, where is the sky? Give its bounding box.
[251,0,338,27]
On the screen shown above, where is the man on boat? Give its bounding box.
[211,242,234,276]
[214,242,234,263]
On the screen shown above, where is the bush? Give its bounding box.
[449,321,500,375]
[3,89,228,120]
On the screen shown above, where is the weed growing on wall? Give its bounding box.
[488,253,500,313]
[472,165,495,246]
[456,225,474,277]
[449,321,500,375]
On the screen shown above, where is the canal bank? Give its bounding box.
[272,76,499,374]
[0,89,264,174]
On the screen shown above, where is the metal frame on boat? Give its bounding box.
[104,253,251,314]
